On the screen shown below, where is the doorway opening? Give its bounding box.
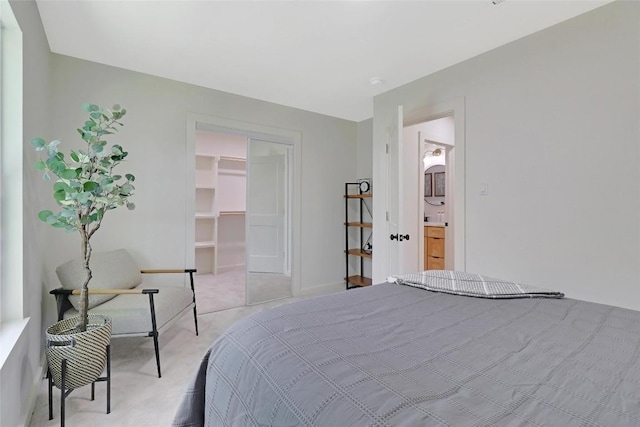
[379,98,465,282]
[403,115,455,271]
[194,130,247,313]
[187,115,300,314]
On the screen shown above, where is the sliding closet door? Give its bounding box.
[246,138,292,305]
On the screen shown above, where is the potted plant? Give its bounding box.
[31,103,135,391]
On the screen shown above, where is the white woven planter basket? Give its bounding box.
[46,314,112,390]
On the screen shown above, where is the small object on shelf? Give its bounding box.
[344,182,373,289]
[358,179,371,194]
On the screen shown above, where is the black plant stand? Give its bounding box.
[48,345,111,427]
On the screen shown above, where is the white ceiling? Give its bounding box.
[36,0,613,122]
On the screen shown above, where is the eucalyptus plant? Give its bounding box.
[31,103,135,332]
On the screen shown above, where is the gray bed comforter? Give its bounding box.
[173,282,640,426]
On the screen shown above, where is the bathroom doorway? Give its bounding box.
[384,99,465,280]
[405,116,455,270]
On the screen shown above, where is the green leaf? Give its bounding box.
[53,189,66,201]
[83,181,99,192]
[60,169,77,179]
[60,209,76,218]
[76,192,90,204]
[88,104,100,112]
[112,104,121,111]
[111,175,122,181]
[119,183,134,196]
[125,174,135,182]
[48,160,66,174]
[30,138,46,150]
[70,152,80,162]
[126,202,136,210]
[35,160,46,171]
[38,210,53,222]
[53,181,74,194]
[91,144,104,153]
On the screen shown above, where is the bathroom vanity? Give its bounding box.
[424,224,445,270]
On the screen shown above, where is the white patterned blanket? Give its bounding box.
[392,270,564,299]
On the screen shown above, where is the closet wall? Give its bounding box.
[194,130,247,274]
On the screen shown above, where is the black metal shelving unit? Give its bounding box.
[344,182,372,289]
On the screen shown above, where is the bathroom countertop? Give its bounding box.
[424,222,446,227]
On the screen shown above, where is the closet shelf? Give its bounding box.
[195,213,217,219]
[195,241,216,249]
[220,210,245,216]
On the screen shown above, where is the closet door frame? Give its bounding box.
[186,113,302,296]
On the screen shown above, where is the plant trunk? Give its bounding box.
[79,227,92,332]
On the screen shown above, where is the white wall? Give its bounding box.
[420,116,454,146]
[46,53,356,297]
[356,118,373,181]
[2,1,52,426]
[372,1,640,310]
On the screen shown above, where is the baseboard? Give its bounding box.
[23,353,47,427]
[216,264,245,274]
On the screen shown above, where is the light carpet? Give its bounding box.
[194,268,293,314]
[28,292,330,427]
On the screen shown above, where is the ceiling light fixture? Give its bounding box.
[369,77,384,86]
[492,0,506,5]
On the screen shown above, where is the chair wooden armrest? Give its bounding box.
[49,287,159,321]
[69,288,159,295]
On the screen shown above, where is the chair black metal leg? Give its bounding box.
[148,294,162,378]
[193,305,199,336]
[91,382,95,401]
[152,331,161,378]
[189,270,199,336]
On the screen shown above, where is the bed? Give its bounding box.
[172,271,640,426]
